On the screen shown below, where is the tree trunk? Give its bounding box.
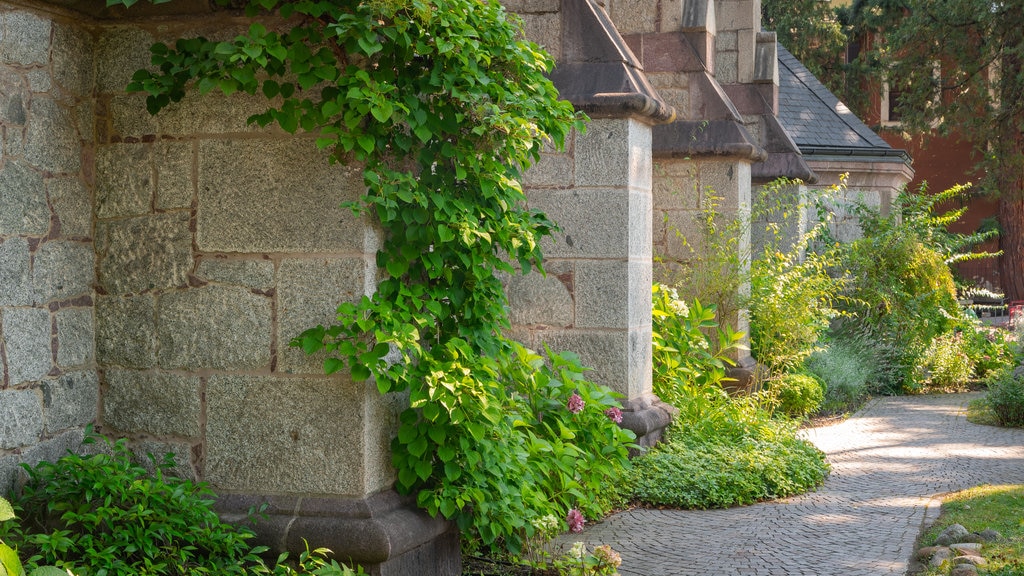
[999,195,1024,302]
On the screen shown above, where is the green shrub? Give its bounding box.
[987,369,1024,427]
[804,336,874,415]
[1,435,363,576]
[833,185,988,392]
[767,372,825,418]
[915,331,975,391]
[627,428,829,508]
[748,181,845,376]
[651,284,745,410]
[962,324,1017,379]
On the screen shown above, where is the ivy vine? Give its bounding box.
[113,0,635,553]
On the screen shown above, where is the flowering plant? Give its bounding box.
[554,542,622,576]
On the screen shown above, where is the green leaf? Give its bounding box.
[0,497,14,522]
[414,459,432,481]
[351,363,371,381]
[29,568,69,576]
[323,357,345,375]
[370,100,393,123]
[0,543,23,576]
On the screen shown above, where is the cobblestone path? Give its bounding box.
[563,393,1024,576]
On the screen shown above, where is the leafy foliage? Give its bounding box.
[834,185,975,392]
[651,284,745,409]
[1,435,363,576]
[636,287,829,509]
[765,372,825,418]
[804,336,875,416]
[748,180,846,377]
[761,0,847,90]
[915,331,974,392]
[628,430,829,509]
[107,0,633,555]
[986,369,1024,428]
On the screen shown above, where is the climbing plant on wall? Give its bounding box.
[110,0,635,554]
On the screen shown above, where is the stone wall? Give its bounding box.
[0,8,98,494]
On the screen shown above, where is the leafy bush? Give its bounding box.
[834,185,984,392]
[1,435,362,576]
[962,324,1017,379]
[638,286,830,509]
[627,428,829,508]
[766,372,825,418]
[651,284,745,409]
[748,181,845,377]
[804,336,874,415]
[915,331,975,391]
[986,369,1024,427]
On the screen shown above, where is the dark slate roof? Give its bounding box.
[777,44,907,160]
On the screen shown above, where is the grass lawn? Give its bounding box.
[913,484,1024,575]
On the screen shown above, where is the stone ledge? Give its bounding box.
[217,490,460,576]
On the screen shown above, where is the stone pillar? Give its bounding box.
[85,19,457,576]
[0,9,98,493]
[517,119,668,443]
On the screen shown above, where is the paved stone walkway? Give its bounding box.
[563,393,1024,576]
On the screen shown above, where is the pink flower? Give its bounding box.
[604,407,623,423]
[567,508,585,533]
[567,392,585,414]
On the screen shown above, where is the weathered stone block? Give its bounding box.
[43,370,99,433]
[518,14,562,61]
[52,22,95,98]
[96,143,152,218]
[0,12,51,65]
[155,141,194,209]
[197,258,275,289]
[507,260,574,328]
[27,69,51,93]
[97,212,193,295]
[0,237,32,306]
[540,330,633,394]
[654,160,701,208]
[523,151,574,188]
[109,93,159,139]
[197,139,366,253]
[0,454,19,494]
[95,27,155,94]
[502,0,559,13]
[277,257,367,374]
[33,241,95,303]
[104,369,201,437]
[575,260,651,330]
[157,285,271,370]
[159,92,270,135]
[657,208,706,261]
[576,119,649,189]
[608,0,658,34]
[2,307,52,385]
[19,428,85,469]
[715,49,738,84]
[25,96,81,174]
[530,188,631,259]
[0,160,48,236]
[0,68,28,126]
[205,375,365,494]
[0,389,42,449]
[55,307,95,368]
[47,176,92,237]
[96,294,157,369]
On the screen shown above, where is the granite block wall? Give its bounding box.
[0,8,97,494]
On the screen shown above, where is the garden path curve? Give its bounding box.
[561,393,1024,575]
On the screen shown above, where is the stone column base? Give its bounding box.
[217,490,460,576]
[619,393,677,451]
